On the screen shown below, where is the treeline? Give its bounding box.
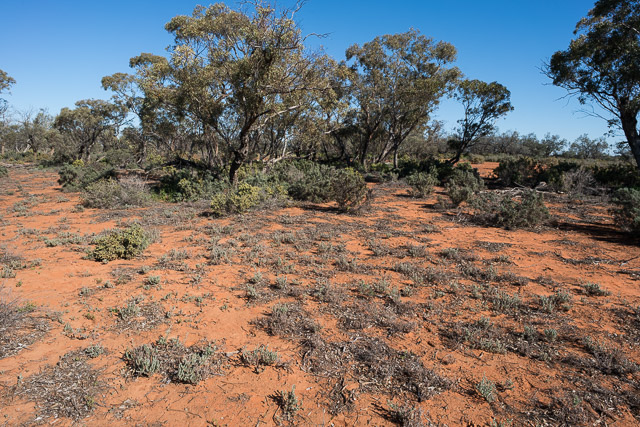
[0,2,637,197]
[1,2,623,177]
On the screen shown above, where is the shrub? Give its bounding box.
[445,167,484,206]
[0,165,7,178]
[558,167,593,195]
[210,181,287,217]
[90,224,152,262]
[331,167,368,212]
[612,188,640,234]
[156,167,226,202]
[58,162,116,192]
[406,168,438,198]
[279,160,335,203]
[210,182,260,217]
[82,177,151,209]
[471,190,550,229]
[494,157,544,187]
[593,163,640,188]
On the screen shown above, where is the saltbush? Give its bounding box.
[406,168,438,198]
[210,182,287,217]
[58,162,116,192]
[82,177,151,209]
[445,167,484,206]
[156,167,225,202]
[279,160,335,203]
[612,188,640,235]
[331,167,368,212]
[593,163,640,189]
[493,157,544,187]
[90,224,152,262]
[471,190,550,229]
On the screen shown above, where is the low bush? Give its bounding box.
[90,224,152,262]
[331,167,368,212]
[81,177,151,209]
[156,167,226,202]
[58,161,116,192]
[0,165,7,178]
[471,190,550,229]
[561,167,598,197]
[612,188,640,235]
[445,167,484,206]
[277,160,334,203]
[406,168,438,198]
[593,162,640,188]
[494,157,544,187]
[210,181,287,217]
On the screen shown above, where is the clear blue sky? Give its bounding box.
[0,0,615,144]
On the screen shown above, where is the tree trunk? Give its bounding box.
[620,108,640,172]
[229,134,250,185]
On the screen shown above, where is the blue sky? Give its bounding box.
[0,1,614,144]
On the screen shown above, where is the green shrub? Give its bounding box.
[445,167,484,206]
[156,167,226,202]
[210,182,286,217]
[90,224,152,262]
[58,162,116,192]
[82,177,151,209]
[397,157,454,181]
[331,167,368,212]
[494,157,544,187]
[612,188,640,234]
[406,168,438,198]
[0,165,7,178]
[593,163,640,188]
[471,190,550,229]
[280,160,335,203]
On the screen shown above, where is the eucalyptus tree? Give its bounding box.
[346,29,459,168]
[54,99,127,162]
[0,69,15,119]
[109,3,330,183]
[0,69,15,95]
[547,0,640,170]
[448,79,513,164]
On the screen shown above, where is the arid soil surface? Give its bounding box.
[1,164,639,426]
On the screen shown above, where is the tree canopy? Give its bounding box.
[448,79,513,164]
[547,0,640,169]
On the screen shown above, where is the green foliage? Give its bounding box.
[449,79,513,163]
[156,167,226,202]
[346,29,460,167]
[277,160,335,203]
[471,190,550,229]
[90,224,152,262]
[593,163,640,188]
[58,162,116,192]
[445,166,484,205]
[397,157,454,181]
[494,157,544,187]
[331,167,368,212]
[476,375,497,403]
[210,181,287,217]
[81,178,151,209]
[406,168,438,198]
[547,0,640,171]
[0,165,7,178]
[123,344,159,376]
[612,187,640,234]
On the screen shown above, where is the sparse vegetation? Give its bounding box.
[90,224,153,262]
[2,1,640,425]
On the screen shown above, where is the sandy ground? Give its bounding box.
[0,164,639,426]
